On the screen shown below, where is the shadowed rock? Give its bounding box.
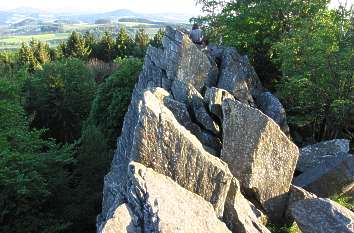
[221,99,299,221]
[293,153,354,198]
[291,198,354,233]
[130,89,233,217]
[126,162,232,233]
[254,91,290,136]
[223,178,271,233]
[205,87,235,121]
[297,139,350,173]
[285,185,317,221]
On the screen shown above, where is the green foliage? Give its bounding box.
[0,69,75,233]
[24,58,96,143]
[62,31,91,60]
[150,28,165,48]
[18,42,42,72]
[89,57,142,147]
[332,194,354,210]
[196,0,329,87]
[274,9,353,141]
[134,28,150,57]
[96,32,116,62]
[267,222,301,233]
[116,27,135,58]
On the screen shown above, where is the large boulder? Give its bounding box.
[297,139,350,173]
[293,153,354,197]
[125,162,232,233]
[254,91,290,136]
[130,89,233,217]
[221,99,299,221]
[223,178,271,233]
[101,204,141,233]
[291,198,354,233]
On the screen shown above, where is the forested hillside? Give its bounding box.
[0,0,352,232]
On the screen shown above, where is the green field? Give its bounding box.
[0,33,70,49]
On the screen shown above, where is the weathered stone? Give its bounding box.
[153,26,216,92]
[297,139,350,173]
[293,153,354,198]
[126,162,232,233]
[291,198,354,233]
[171,80,220,135]
[221,99,299,221]
[254,91,290,136]
[101,204,141,233]
[130,89,233,217]
[98,27,226,229]
[224,178,271,233]
[204,87,235,121]
[217,48,259,105]
[285,185,317,220]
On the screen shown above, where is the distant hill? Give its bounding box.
[13,18,37,27]
[0,8,193,25]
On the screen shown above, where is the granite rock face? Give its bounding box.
[294,153,354,197]
[125,162,232,233]
[291,198,354,233]
[101,204,141,233]
[130,89,233,217]
[297,139,350,173]
[221,99,299,221]
[204,87,235,121]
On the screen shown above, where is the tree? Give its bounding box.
[133,28,150,57]
[18,42,41,72]
[150,28,165,48]
[24,59,96,143]
[274,8,353,142]
[31,40,50,65]
[84,31,98,59]
[0,69,74,233]
[116,27,135,58]
[96,32,116,62]
[63,32,91,60]
[195,0,329,88]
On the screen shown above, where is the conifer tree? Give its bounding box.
[18,42,41,72]
[116,27,134,58]
[150,28,165,48]
[134,28,150,57]
[64,31,91,60]
[97,32,116,62]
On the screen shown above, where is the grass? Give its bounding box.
[332,194,354,210]
[267,222,301,233]
[0,33,70,49]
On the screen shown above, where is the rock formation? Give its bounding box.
[97,27,353,233]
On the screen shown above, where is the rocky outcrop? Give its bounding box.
[97,27,351,233]
[297,139,350,173]
[291,198,354,233]
[294,153,354,197]
[130,88,233,217]
[221,98,299,221]
[124,162,231,233]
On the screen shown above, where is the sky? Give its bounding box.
[0,0,203,14]
[0,0,352,14]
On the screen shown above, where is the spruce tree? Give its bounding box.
[116,27,134,58]
[97,32,116,62]
[18,42,41,72]
[64,31,91,60]
[150,28,165,48]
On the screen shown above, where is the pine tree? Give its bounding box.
[135,28,150,48]
[64,31,91,60]
[116,27,134,58]
[150,28,165,48]
[84,31,97,59]
[33,41,50,65]
[18,42,41,72]
[97,32,116,62]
